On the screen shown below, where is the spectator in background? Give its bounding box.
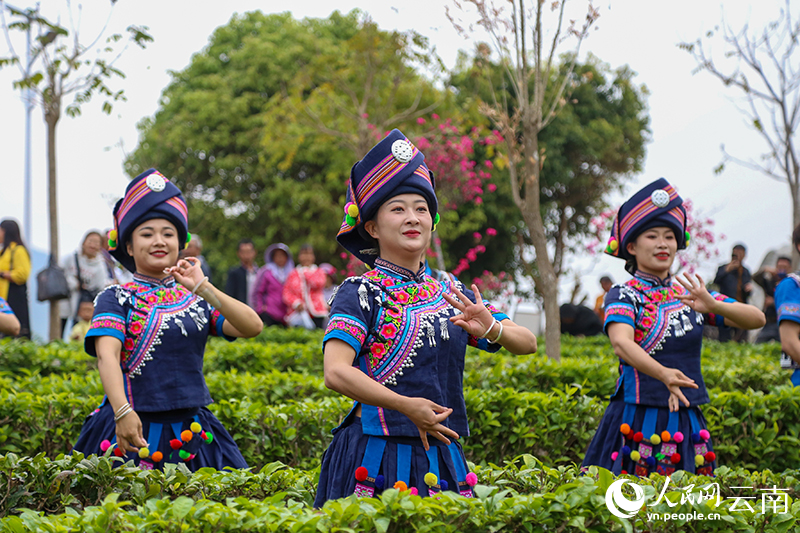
[60,230,113,338]
[0,219,31,338]
[320,263,337,303]
[69,296,95,344]
[754,255,792,343]
[594,275,614,322]
[181,234,212,279]
[714,243,753,342]
[0,295,21,337]
[560,303,604,337]
[225,239,259,308]
[283,244,328,329]
[252,243,293,327]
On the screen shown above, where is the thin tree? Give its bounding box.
[680,0,800,264]
[447,0,599,360]
[1,1,151,340]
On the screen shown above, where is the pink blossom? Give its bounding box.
[487,228,497,236]
[473,232,482,241]
[432,113,439,120]
[484,160,493,169]
[488,184,497,193]
[417,117,426,125]
[361,113,369,119]
[475,197,483,205]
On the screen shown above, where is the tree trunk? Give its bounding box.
[432,230,446,272]
[46,111,60,342]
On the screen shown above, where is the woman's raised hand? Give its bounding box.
[165,257,206,292]
[442,284,495,337]
[675,273,719,315]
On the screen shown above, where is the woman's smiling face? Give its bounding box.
[626,226,677,277]
[126,218,180,277]
[364,193,432,264]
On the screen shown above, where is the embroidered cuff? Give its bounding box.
[324,316,368,354]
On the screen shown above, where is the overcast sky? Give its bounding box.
[0,0,794,306]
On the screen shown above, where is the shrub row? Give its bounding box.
[3,457,799,532]
[4,380,800,474]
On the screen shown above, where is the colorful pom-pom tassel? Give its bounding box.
[691,432,701,443]
[611,451,619,461]
[375,475,385,490]
[695,454,704,466]
[188,454,196,461]
[138,447,150,459]
[151,451,163,462]
[100,440,111,452]
[169,439,182,450]
[355,466,368,482]
[621,445,631,456]
[409,487,419,496]
[108,230,118,248]
[621,470,628,475]
[646,456,656,467]
[699,429,710,441]
[650,434,661,445]
[671,453,681,464]
[633,432,643,443]
[204,432,214,444]
[113,447,125,457]
[190,422,202,433]
[346,203,359,218]
[345,214,356,227]
[424,472,438,487]
[394,481,408,491]
[673,432,684,443]
[186,232,192,244]
[609,239,618,251]
[704,451,716,463]
[434,213,440,225]
[685,231,691,245]
[655,453,665,461]
[179,449,191,460]
[630,451,641,462]
[466,472,478,486]
[181,430,193,442]
[619,423,630,435]
[440,480,448,491]
[661,431,671,443]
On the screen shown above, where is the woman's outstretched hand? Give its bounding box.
[675,273,719,315]
[165,257,206,292]
[442,284,495,337]
[399,397,459,451]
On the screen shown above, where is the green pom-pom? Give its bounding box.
[108,239,116,248]
[205,431,214,444]
[345,214,356,226]
[178,449,191,460]
[187,232,192,244]
[685,231,691,244]
[434,213,440,225]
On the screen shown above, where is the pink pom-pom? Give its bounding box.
[611,451,619,461]
[466,472,478,487]
[673,431,684,443]
[699,429,710,441]
[100,440,111,452]
[409,487,419,496]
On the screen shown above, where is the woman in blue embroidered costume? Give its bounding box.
[72,169,263,471]
[582,179,764,477]
[314,130,538,506]
[0,295,20,337]
[777,223,800,386]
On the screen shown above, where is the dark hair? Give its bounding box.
[733,243,746,254]
[78,292,96,304]
[0,219,25,250]
[777,255,792,265]
[237,239,255,251]
[299,243,314,254]
[600,275,613,284]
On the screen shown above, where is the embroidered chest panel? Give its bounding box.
[615,279,702,354]
[349,270,460,387]
[113,282,210,378]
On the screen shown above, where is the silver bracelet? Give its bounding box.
[191,276,209,296]
[115,402,130,416]
[114,406,133,422]
[480,317,497,339]
[490,320,504,344]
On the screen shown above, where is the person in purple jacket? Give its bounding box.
[252,243,294,327]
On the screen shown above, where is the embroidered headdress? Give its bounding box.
[336,129,438,266]
[605,178,689,273]
[108,168,189,273]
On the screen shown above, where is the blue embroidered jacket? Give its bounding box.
[0,296,11,315]
[323,258,509,438]
[85,273,233,412]
[776,273,800,370]
[603,270,734,406]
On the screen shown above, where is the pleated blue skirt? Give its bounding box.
[314,417,476,508]
[582,398,716,477]
[72,398,247,471]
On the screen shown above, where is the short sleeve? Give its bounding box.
[461,285,509,353]
[603,285,636,332]
[0,296,12,314]
[776,277,800,326]
[84,286,127,356]
[705,290,736,327]
[323,279,375,354]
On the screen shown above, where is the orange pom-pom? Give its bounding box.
[393,481,408,491]
[181,430,193,442]
[620,424,631,435]
[151,451,163,462]
[661,431,671,443]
